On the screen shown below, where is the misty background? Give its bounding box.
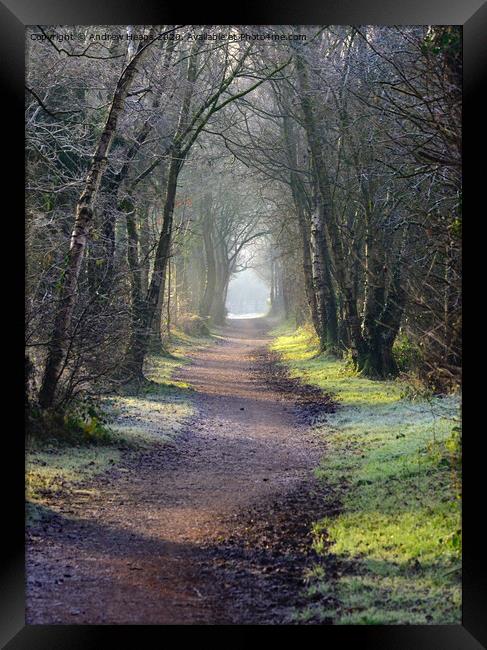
[226,269,270,318]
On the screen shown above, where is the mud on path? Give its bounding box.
[26,318,335,625]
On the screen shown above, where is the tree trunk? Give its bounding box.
[166,253,172,341]
[150,277,166,350]
[86,170,119,300]
[211,242,230,325]
[38,38,151,408]
[293,47,342,355]
[281,108,321,336]
[211,271,230,325]
[123,197,147,379]
[124,152,182,376]
[269,260,276,310]
[138,206,150,298]
[199,210,217,320]
[359,228,408,378]
[360,212,387,375]
[309,195,339,354]
[299,215,320,335]
[123,38,204,377]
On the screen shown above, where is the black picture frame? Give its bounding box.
[2,0,481,646]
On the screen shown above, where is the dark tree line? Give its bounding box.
[215,25,461,384]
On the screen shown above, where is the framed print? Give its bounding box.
[1,0,481,646]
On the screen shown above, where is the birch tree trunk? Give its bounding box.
[293,47,339,353]
[294,41,357,358]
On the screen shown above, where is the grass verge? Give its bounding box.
[26,328,211,521]
[270,324,461,625]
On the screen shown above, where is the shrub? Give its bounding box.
[27,396,112,446]
[178,313,210,337]
[393,333,423,373]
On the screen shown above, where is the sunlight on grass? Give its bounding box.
[26,446,118,504]
[107,394,192,448]
[143,328,213,389]
[26,330,206,519]
[26,446,117,524]
[272,324,461,625]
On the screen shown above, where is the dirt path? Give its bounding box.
[26,318,332,624]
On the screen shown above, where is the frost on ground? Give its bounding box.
[271,325,461,625]
[107,393,192,449]
[26,352,194,520]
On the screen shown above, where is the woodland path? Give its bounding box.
[26,318,332,624]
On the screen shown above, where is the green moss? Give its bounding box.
[272,325,461,625]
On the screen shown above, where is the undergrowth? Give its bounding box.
[26,328,211,520]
